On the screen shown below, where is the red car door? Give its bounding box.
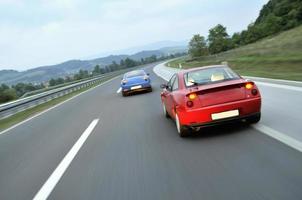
[163,74,180,118]
[169,75,180,118]
[162,75,176,116]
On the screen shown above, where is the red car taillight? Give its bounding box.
[186,92,197,108]
[245,82,254,89]
[252,89,258,95]
[186,101,194,108]
[245,82,259,96]
[188,93,197,100]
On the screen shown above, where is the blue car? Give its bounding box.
[121,70,152,96]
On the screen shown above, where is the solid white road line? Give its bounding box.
[0,75,120,136]
[116,87,122,94]
[256,81,302,92]
[33,119,99,200]
[244,76,302,85]
[153,67,169,81]
[252,123,302,153]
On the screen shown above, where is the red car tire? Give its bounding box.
[175,114,189,137]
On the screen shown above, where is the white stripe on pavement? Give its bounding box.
[252,123,302,153]
[116,87,122,93]
[255,82,302,92]
[33,119,99,200]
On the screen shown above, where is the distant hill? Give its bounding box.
[90,55,128,66]
[159,46,189,55]
[0,46,187,85]
[86,40,188,58]
[0,70,20,81]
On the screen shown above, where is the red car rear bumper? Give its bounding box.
[178,97,261,127]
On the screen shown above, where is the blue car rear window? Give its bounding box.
[126,70,145,78]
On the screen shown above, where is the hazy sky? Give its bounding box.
[0,0,268,71]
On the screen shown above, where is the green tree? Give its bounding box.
[261,14,282,36]
[231,32,242,48]
[120,59,125,67]
[144,55,157,63]
[0,84,17,103]
[124,58,136,68]
[12,83,36,96]
[149,55,157,62]
[188,34,208,58]
[56,78,65,85]
[108,61,120,71]
[11,82,45,97]
[104,66,111,73]
[0,84,9,91]
[243,23,265,44]
[208,24,232,54]
[74,69,89,80]
[140,58,145,64]
[254,0,302,35]
[65,76,72,82]
[92,65,101,75]
[100,68,106,74]
[49,78,57,86]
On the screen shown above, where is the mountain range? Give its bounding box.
[0,45,187,85]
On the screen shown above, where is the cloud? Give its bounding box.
[0,0,22,5]
[41,22,61,33]
[0,0,268,70]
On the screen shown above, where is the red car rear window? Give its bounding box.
[184,67,240,87]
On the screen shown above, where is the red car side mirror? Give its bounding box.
[160,84,168,89]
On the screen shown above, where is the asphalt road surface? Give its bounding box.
[0,63,302,200]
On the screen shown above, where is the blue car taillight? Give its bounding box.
[121,80,127,85]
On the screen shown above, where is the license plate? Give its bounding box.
[131,85,142,90]
[211,110,239,120]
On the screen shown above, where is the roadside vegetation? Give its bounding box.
[168,0,302,81]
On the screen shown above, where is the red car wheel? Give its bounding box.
[175,114,189,137]
[162,102,170,118]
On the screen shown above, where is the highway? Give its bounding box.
[0,62,302,200]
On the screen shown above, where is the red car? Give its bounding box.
[160,65,261,137]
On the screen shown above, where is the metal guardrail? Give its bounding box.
[21,77,97,98]
[0,69,127,120]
